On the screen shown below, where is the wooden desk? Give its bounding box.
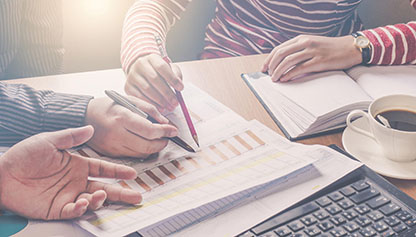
[8,54,416,200]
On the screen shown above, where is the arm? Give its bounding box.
[121,0,190,73]
[0,82,178,158]
[361,21,416,65]
[0,82,92,146]
[121,0,191,111]
[262,1,416,82]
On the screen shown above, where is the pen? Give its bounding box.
[104,90,196,153]
[154,34,200,147]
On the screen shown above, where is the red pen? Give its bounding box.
[154,34,200,147]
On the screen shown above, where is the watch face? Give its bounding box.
[356,36,370,48]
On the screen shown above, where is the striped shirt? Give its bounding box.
[121,0,416,72]
[0,82,92,146]
[0,0,64,80]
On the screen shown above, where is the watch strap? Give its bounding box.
[352,32,371,65]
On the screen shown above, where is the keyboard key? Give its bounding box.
[274,227,291,237]
[367,211,384,221]
[330,215,346,226]
[351,180,370,191]
[384,216,400,227]
[316,197,332,207]
[395,210,412,221]
[303,227,321,236]
[326,205,342,215]
[343,222,360,232]
[355,216,372,227]
[313,211,329,221]
[354,205,371,215]
[338,200,354,210]
[300,215,317,226]
[340,186,356,197]
[379,203,401,216]
[359,227,377,236]
[342,210,358,221]
[372,221,389,233]
[379,229,396,237]
[328,192,344,202]
[317,221,334,232]
[251,203,319,235]
[292,234,307,237]
[366,196,390,209]
[392,223,408,233]
[405,218,416,227]
[287,221,304,232]
[350,189,380,204]
[260,231,278,237]
[329,227,348,237]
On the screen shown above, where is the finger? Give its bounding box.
[279,58,319,82]
[127,68,169,109]
[45,125,94,150]
[270,50,312,82]
[267,42,309,78]
[77,190,107,210]
[60,198,89,219]
[143,58,178,110]
[262,38,297,72]
[171,64,184,90]
[149,55,184,91]
[121,129,169,156]
[87,158,137,179]
[122,111,178,139]
[127,96,169,124]
[124,81,166,113]
[87,181,142,205]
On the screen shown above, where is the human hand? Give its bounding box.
[0,126,141,220]
[85,96,178,158]
[124,54,184,111]
[262,35,362,82]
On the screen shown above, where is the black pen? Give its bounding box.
[105,90,196,153]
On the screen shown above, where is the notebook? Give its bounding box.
[242,65,416,141]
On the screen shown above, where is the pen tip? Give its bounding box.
[193,135,200,148]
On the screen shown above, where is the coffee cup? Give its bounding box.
[346,94,416,162]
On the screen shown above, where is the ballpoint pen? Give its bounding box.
[104,90,196,153]
[154,34,200,147]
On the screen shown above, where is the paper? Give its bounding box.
[76,121,313,237]
[175,144,363,237]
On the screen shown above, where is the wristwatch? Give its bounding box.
[351,32,371,65]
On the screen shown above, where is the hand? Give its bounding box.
[85,96,178,158]
[0,126,141,220]
[124,54,184,111]
[262,35,362,82]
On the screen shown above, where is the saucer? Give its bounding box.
[342,117,416,180]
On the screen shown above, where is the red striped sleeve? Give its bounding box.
[362,21,416,65]
[121,0,190,73]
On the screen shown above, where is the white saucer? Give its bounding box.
[342,117,416,180]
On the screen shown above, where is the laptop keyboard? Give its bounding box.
[238,179,416,237]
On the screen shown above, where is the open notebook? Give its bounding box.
[242,65,416,141]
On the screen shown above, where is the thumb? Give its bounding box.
[45,125,94,150]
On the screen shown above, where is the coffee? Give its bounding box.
[375,109,416,132]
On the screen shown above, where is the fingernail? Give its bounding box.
[175,80,184,90]
[171,98,178,107]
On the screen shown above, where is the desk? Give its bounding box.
[8,54,416,201]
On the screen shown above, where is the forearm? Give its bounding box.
[0,83,92,146]
[120,0,191,73]
[361,21,416,65]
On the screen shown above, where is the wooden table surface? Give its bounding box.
[8,54,416,200]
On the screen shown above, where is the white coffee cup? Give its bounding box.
[346,94,416,162]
